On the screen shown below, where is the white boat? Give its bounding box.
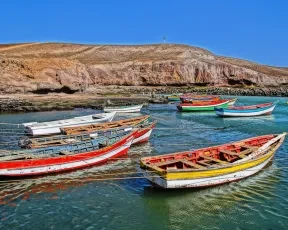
[215,102,277,117]
[104,104,143,113]
[23,112,116,136]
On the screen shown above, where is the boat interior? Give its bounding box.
[19,127,134,149]
[141,135,278,171]
[0,131,130,162]
[228,103,273,110]
[61,115,150,135]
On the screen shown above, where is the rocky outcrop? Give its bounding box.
[0,43,288,94]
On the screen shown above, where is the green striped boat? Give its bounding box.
[177,100,230,111]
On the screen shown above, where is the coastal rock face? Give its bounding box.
[0,43,287,93]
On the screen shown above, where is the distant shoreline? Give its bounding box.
[0,86,287,113]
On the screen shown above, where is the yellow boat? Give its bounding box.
[140,133,286,189]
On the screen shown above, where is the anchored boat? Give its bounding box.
[61,115,150,135]
[0,130,137,177]
[104,104,143,113]
[19,121,157,148]
[215,102,277,117]
[177,100,230,111]
[140,133,286,189]
[23,112,116,136]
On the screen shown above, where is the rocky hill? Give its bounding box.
[0,43,287,94]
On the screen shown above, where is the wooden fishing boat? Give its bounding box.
[215,102,277,117]
[181,98,236,105]
[104,104,143,113]
[177,100,230,111]
[61,115,150,135]
[0,130,137,177]
[23,112,116,136]
[19,121,157,148]
[140,133,286,189]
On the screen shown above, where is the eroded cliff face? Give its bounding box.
[0,43,287,94]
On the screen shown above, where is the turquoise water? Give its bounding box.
[0,96,288,229]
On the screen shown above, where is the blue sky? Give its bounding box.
[1,0,287,66]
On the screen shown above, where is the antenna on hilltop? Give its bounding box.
[163,36,166,44]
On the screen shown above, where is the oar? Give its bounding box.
[233,133,286,164]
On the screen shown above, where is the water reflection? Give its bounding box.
[0,142,154,206]
[142,161,287,229]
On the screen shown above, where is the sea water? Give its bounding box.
[0,96,287,229]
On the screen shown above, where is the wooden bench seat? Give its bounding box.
[181,160,206,169]
[201,156,228,165]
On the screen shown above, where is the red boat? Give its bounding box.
[0,130,137,177]
[132,121,156,144]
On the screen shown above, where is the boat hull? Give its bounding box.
[0,133,134,177]
[132,122,156,144]
[177,101,229,111]
[142,155,273,188]
[215,104,276,117]
[104,105,143,113]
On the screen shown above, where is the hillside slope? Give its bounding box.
[0,43,287,93]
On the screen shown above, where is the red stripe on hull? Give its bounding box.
[0,131,136,170]
[3,147,130,177]
[135,137,150,144]
[133,123,155,144]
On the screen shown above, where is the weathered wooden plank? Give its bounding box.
[220,149,239,156]
[181,160,206,169]
[154,159,182,167]
[201,156,228,165]
[197,160,212,166]
[238,147,257,158]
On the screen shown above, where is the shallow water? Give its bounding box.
[0,96,288,229]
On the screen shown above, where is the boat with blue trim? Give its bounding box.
[215,101,277,117]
